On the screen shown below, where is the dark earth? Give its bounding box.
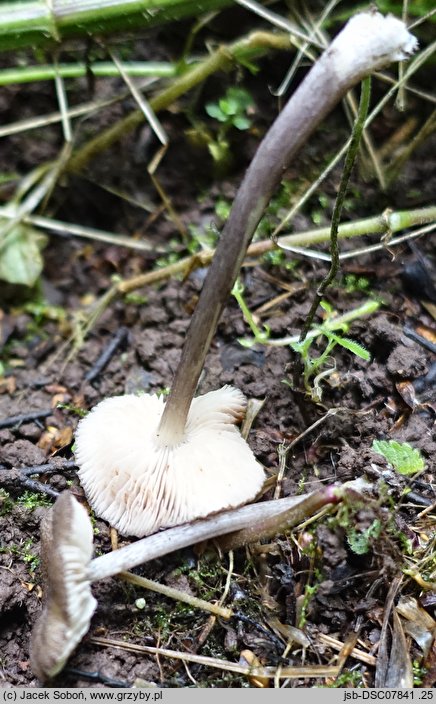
[0,3,435,689]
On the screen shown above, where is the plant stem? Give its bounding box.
[299,76,372,344]
[0,0,234,52]
[266,206,436,252]
[231,279,269,342]
[267,301,380,347]
[91,635,341,679]
[119,571,233,619]
[0,62,177,86]
[112,206,436,294]
[156,13,417,444]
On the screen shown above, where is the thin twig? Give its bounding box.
[52,52,73,143]
[85,327,129,383]
[89,636,340,679]
[0,409,52,430]
[298,76,371,344]
[108,48,168,146]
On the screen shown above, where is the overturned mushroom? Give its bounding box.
[76,386,264,537]
[75,12,417,538]
[31,487,341,681]
[30,492,97,682]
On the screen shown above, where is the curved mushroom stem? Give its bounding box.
[88,485,340,581]
[32,479,372,680]
[156,12,417,445]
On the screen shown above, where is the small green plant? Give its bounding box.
[412,659,427,687]
[0,488,13,516]
[157,386,171,398]
[202,87,254,170]
[298,580,320,629]
[155,224,218,268]
[0,538,39,573]
[231,288,373,402]
[214,198,231,222]
[57,402,88,418]
[89,510,101,536]
[123,292,148,306]
[18,491,51,510]
[23,300,66,327]
[21,538,40,572]
[347,519,382,555]
[372,440,425,476]
[155,237,184,268]
[327,670,365,688]
[288,301,370,401]
[205,87,254,131]
[289,327,369,402]
[231,278,270,345]
[343,273,371,294]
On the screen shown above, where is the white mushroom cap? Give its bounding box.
[30,492,97,681]
[75,386,265,538]
[329,11,418,72]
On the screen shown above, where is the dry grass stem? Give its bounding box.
[318,633,376,667]
[89,636,340,680]
[118,571,233,619]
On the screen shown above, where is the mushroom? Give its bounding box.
[75,11,417,537]
[76,385,264,537]
[31,487,341,680]
[30,492,97,682]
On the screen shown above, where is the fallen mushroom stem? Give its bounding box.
[156,11,417,445]
[88,485,341,581]
[31,480,371,681]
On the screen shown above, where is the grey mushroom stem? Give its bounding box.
[156,11,417,445]
[30,486,342,680]
[88,485,340,582]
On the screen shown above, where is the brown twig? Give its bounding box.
[85,327,129,383]
[0,460,77,498]
[0,409,52,430]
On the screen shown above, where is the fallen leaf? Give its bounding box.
[0,223,47,286]
[239,650,270,688]
[37,425,73,453]
[0,376,16,394]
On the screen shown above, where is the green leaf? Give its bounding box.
[372,439,425,475]
[226,87,254,110]
[232,115,251,130]
[326,332,370,361]
[220,97,238,115]
[207,139,230,164]
[320,299,334,316]
[205,103,226,121]
[0,224,47,286]
[347,520,382,555]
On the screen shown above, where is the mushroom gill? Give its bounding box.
[76,386,264,537]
